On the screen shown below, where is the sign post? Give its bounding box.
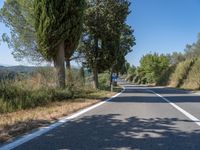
[111,73,117,92]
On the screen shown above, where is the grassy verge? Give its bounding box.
[0,89,118,144]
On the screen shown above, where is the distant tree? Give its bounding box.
[167,52,185,65]
[112,24,136,76]
[128,65,136,75]
[79,0,132,89]
[139,53,169,84]
[184,33,200,60]
[125,62,131,74]
[78,0,104,89]
[34,0,85,88]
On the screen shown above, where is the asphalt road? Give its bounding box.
[5,85,200,149]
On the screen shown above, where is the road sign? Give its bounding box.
[112,73,117,81]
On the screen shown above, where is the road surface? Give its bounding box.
[2,85,200,150]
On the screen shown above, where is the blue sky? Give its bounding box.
[126,0,200,66]
[1,0,200,66]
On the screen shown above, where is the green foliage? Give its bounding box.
[156,65,176,86]
[182,58,200,89]
[169,59,196,87]
[111,24,136,74]
[0,66,116,113]
[98,72,110,90]
[34,0,85,88]
[157,33,200,88]
[0,0,43,63]
[128,65,136,75]
[1,0,85,63]
[125,65,136,82]
[79,0,134,88]
[167,52,185,65]
[0,81,73,113]
[0,67,96,113]
[184,34,200,60]
[138,53,169,84]
[124,62,131,74]
[34,0,85,59]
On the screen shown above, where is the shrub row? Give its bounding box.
[0,83,74,113]
[169,58,196,88]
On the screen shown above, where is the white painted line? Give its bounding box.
[0,87,125,150]
[148,89,200,127]
[193,92,200,96]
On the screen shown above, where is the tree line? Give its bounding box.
[126,33,200,86]
[0,0,135,89]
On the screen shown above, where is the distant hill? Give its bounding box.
[0,65,37,73]
[0,65,38,80]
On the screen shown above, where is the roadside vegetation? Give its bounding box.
[0,0,135,112]
[0,0,134,142]
[0,68,122,113]
[0,68,120,143]
[127,33,200,90]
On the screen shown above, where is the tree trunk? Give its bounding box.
[66,59,71,70]
[93,35,99,89]
[110,68,113,87]
[53,41,65,88]
[65,58,73,85]
[93,67,98,89]
[79,66,85,85]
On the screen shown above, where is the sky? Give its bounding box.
[1,0,200,66]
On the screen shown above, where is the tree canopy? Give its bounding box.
[34,0,85,88]
[0,0,43,63]
[138,53,169,84]
[78,0,134,88]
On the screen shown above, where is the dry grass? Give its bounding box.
[0,91,116,143]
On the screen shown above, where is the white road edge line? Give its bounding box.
[148,89,200,127]
[193,92,200,96]
[0,87,125,150]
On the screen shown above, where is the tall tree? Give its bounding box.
[78,0,105,89]
[64,1,85,74]
[34,0,85,88]
[1,0,84,73]
[112,24,135,78]
[0,0,43,63]
[79,0,132,89]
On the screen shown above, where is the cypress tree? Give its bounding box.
[34,0,85,88]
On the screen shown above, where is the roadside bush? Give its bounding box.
[0,81,74,113]
[0,68,86,113]
[126,74,134,82]
[182,57,200,89]
[132,68,146,84]
[0,67,112,113]
[169,59,196,87]
[98,72,110,90]
[156,65,176,86]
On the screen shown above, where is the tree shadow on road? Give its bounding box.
[9,86,200,150]
[27,114,200,150]
[113,87,200,103]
